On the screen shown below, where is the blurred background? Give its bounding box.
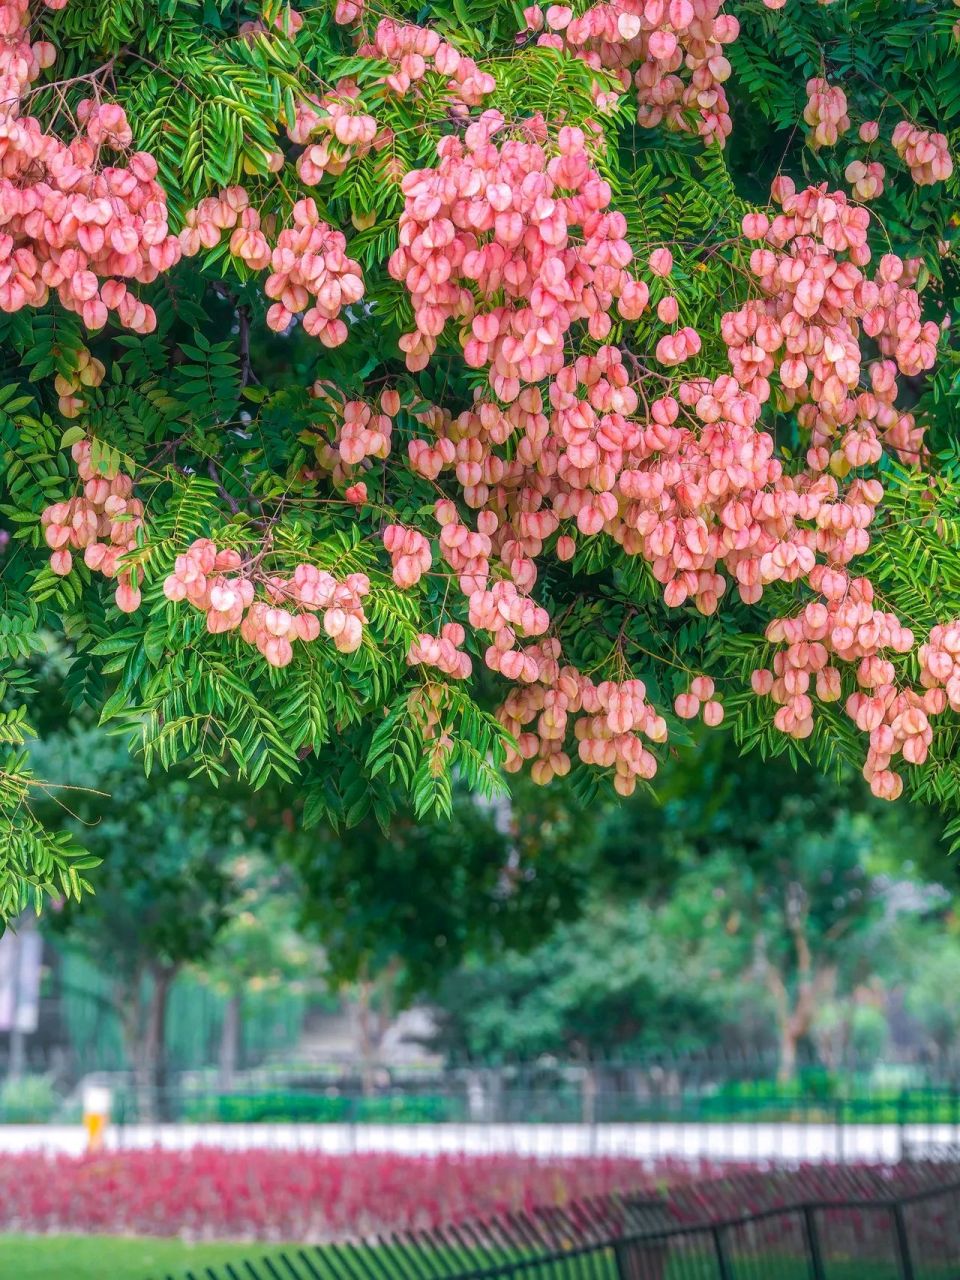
[6,648,960,1280]
[4,642,960,1145]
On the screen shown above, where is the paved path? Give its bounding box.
[0,1120,954,1161]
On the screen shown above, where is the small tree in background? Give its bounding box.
[32,730,253,1118]
[192,855,325,1086]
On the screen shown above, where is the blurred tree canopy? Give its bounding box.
[429,731,956,1070]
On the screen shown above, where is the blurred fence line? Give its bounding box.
[3,1054,960,1163]
[6,1048,960,1122]
[156,1170,960,1280]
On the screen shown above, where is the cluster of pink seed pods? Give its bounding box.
[180,190,364,346]
[0,0,180,333]
[407,623,473,679]
[360,19,495,108]
[919,625,960,714]
[337,397,395,467]
[435,499,497,595]
[290,81,384,185]
[754,573,937,800]
[383,525,432,589]
[389,111,649,399]
[54,349,105,418]
[41,441,143,612]
[382,102,952,797]
[524,0,740,146]
[162,539,370,666]
[674,675,724,726]
[891,121,954,186]
[330,8,496,121]
[803,78,850,149]
[727,178,942,470]
[500,663,669,793]
[305,388,400,490]
[844,160,885,202]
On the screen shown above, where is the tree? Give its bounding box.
[905,937,960,1058]
[430,885,750,1062]
[599,735,951,1078]
[30,729,262,1117]
[0,0,958,914]
[730,812,877,1081]
[189,854,325,1086]
[431,729,952,1074]
[285,778,595,996]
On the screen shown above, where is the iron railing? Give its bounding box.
[7,1053,960,1166]
[155,1172,960,1280]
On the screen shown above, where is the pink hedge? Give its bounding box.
[0,1150,717,1240]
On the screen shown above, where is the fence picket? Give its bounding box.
[800,1205,824,1280]
[891,1204,916,1280]
[160,1171,960,1280]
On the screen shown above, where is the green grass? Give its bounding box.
[0,1234,298,1280]
[3,1235,956,1280]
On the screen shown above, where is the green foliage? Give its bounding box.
[430,734,952,1064]
[0,1074,61,1124]
[0,0,958,916]
[432,890,745,1060]
[287,778,593,993]
[31,727,258,974]
[180,1089,459,1123]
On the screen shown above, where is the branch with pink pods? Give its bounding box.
[163,540,370,667]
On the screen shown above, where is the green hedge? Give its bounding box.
[111,1083,960,1126]
[178,1091,464,1124]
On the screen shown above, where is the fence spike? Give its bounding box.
[319,1242,374,1280]
[154,1170,960,1280]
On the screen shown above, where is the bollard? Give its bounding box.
[82,1083,112,1153]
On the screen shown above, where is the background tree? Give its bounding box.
[31,729,259,1117]
[430,884,750,1062]
[431,730,952,1076]
[189,854,325,1087]
[285,777,596,998]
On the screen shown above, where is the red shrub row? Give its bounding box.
[3,1149,943,1244]
[0,1149,718,1240]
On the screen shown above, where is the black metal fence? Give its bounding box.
[112,1077,960,1129]
[156,1169,960,1280]
[96,1082,960,1169]
[11,1046,960,1129]
[9,1052,960,1167]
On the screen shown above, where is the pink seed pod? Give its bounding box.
[674,693,700,720]
[702,700,724,727]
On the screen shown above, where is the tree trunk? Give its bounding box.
[218,993,242,1089]
[7,927,25,1080]
[763,883,817,1085]
[778,1020,799,1085]
[6,915,40,1080]
[128,965,175,1123]
[115,968,143,1122]
[355,980,376,1096]
[581,1066,597,1126]
[354,962,399,1095]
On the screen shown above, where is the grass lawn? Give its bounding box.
[0,1234,298,1280]
[3,1235,954,1280]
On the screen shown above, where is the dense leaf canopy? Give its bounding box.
[0,0,958,915]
